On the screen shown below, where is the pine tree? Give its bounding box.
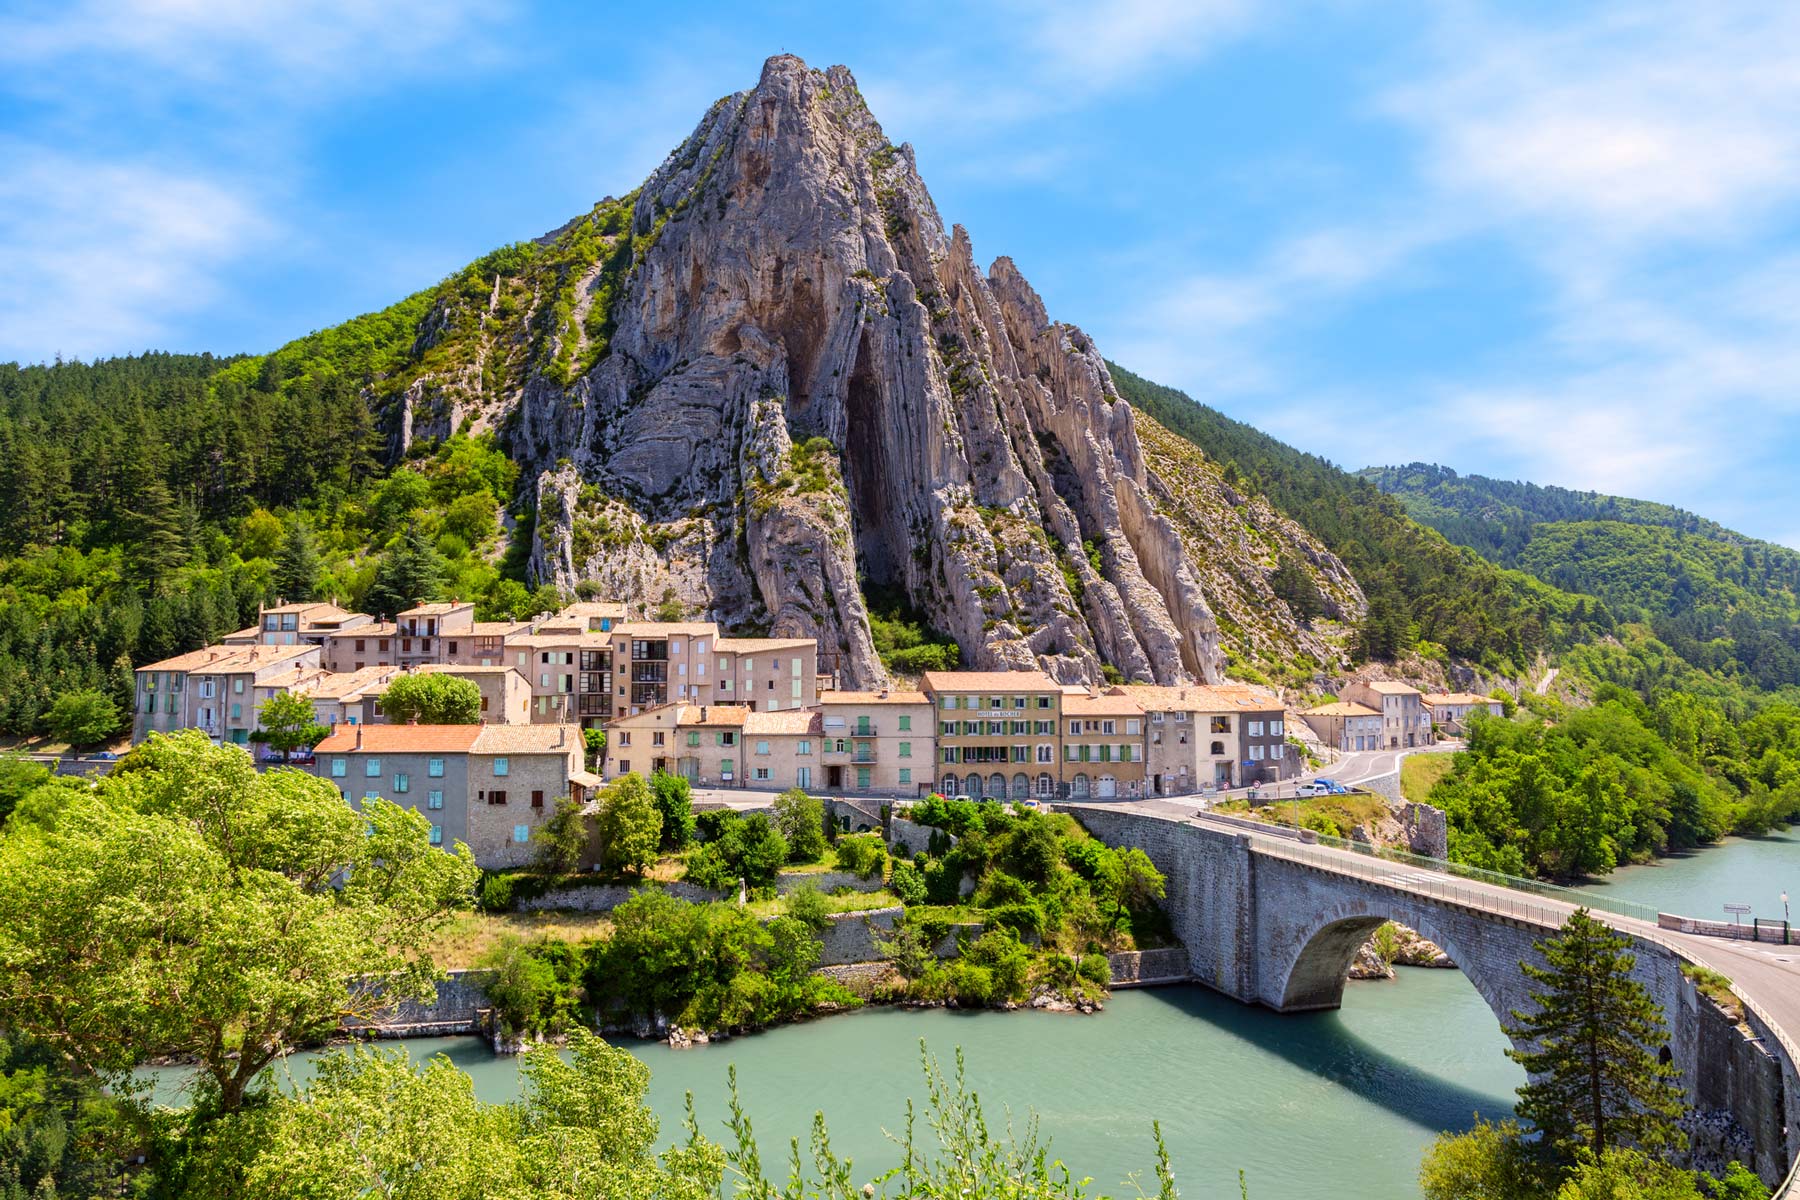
[274,518,323,601]
[1270,554,1326,623]
[1506,909,1687,1170]
[363,522,446,620]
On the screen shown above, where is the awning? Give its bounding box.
[569,769,604,789]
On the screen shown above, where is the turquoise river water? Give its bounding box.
[147,827,1798,1198]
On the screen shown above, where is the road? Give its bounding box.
[1314,742,1459,788]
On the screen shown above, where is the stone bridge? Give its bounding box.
[1066,803,1800,1192]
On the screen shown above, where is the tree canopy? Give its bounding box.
[379,672,483,725]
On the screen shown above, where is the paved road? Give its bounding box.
[1314,742,1459,787]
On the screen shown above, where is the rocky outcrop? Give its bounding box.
[365,54,1355,686]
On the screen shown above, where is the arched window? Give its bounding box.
[1070,773,1091,799]
[1011,773,1029,799]
[1035,772,1053,797]
[988,772,1006,798]
[1210,741,1224,756]
[942,774,959,796]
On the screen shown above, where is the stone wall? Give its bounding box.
[518,880,727,912]
[1357,771,1401,803]
[887,815,946,858]
[778,868,886,894]
[816,906,902,966]
[344,970,495,1038]
[1398,800,1448,859]
[1107,947,1191,987]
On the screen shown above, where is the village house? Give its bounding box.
[1062,690,1148,799]
[132,643,323,744]
[1421,692,1504,736]
[602,703,750,786]
[311,722,590,869]
[1341,680,1433,749]
[740,708,825,790]
[279,664,400,730]
[1299,700,1384,753]
[320,622,400,672]
[249,601,374,648]
[922,670,1064,801]
[817,690,933,796]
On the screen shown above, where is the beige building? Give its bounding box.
[603,703,749,786]
[741,709,825,791]
[1422,692,1504,735]
[132,644,323,745]
[1107,683,1295,793]
[603,625,820,716]
[1062,691,1147,799]
[1300,701,1383,753]
[1342,680,1433,749]
[252,601,373,648]
[311,722,588,869]
[395,602,476,669]
[321,622,400,673]
[817,690,933,796]
[282,664,400,729]
[922,670,1064,801]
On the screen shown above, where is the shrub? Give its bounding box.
[531,797,587,875]
[683,811,788,896]
[834,833,887,879]
[888,860,928,905]
[1077,953,1111,986]
[771,788,828,863]
[479,872,516,911]
[649,770,696,850]
[480,935,580,1037]
[594,773,662,877]
[784,884,833,932]
[983,901,1045,937]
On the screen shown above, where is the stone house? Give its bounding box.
[311,722,587,868]
[740,708,825,790]
[1341,680,1433,749]
[132,644,323,744]
[286,664,400,729]
[603,703,751,787]
[817,690,933,796]
[1061,691,1147,799]
[320,622,400,673]
[250,601,372,647]
[395,602,477,669]
[922,670,1064,801]
[1300,701,1384,752]
[1422,692,1504,735]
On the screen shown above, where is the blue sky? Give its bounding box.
[4,2,1799,546]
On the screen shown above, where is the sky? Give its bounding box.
[3,1,1799,545]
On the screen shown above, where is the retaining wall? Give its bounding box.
[343,970,495,1038]
[1106,947,1191,987]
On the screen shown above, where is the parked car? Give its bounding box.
[1312,778,1349,795]
[86,750,119,761]
[1294,783,1329,798]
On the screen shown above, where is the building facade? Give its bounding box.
[1299,701,1383,752]
[1062,691,1147,799]
[817,691,933,796]
[132,644,323,744]
[1342,680,1433,749]
[922,670,1064,801]
[1422,692,1504,736]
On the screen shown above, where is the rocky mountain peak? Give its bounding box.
[398,54,1355,688]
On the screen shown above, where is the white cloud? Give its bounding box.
[0,146,268,362]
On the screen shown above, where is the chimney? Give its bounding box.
[406,716,419,726]
[556,727,566,748]
[355,725,364,750]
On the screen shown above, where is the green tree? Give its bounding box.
[0,758,51,826]
[595,773,662,877]
[253,689,329,759]
[1507,910,1688,1170]
[0,732,478,1113]
[42,688,119,746]
[1099,846,1166,924]
[1419,1118,1535,1200]
[238,507,285,560]
[1270,554,1326,622]
[363,522,446,620]
[532,795,589,875]
[378,672,482,724]
[771,786,827,863]
[273,517,323,601]
[649,769,696,850]
[174,1030,723,1200]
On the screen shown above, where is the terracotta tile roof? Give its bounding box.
[322,622,398,638]
[921,670,1060,693]
[744,709,821,735]
[258,666,330,690]
[1360,680,1422,695]
[557,602,628,619]
[611,622,719,638]
[400,602,472,616]
[714,637,816,653]
[414,663,523,676]
[315,724,483,753]
[1108,683,1277,713]
[138,643,319,673]
[820,690,929,705]
[219,626,260,642]
[503,632,611,649]
[1063,691,1147,716]
[264,601,353,617]
[468,621,528,637]
[1423,692,1499,707]
[302,666,400,699]
[472,724,580,755]
[675,704,751,726]
[1302,701,1380,717]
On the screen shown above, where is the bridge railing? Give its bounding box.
[1233,823,1661,925]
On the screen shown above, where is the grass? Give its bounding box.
[747,888,902,920]
[1681,963,1743,1021]
[426,909,614,970]
[1214,790,1391,839]
[1401,753,1455,803]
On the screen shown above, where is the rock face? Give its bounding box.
[385,54,1358,687]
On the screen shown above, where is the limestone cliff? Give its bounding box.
[372,54,1357,687]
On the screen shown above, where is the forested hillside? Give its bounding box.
[0,350,558,740]
[1105,364,1614,675]
[1361,462,1800,692]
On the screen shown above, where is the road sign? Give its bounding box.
[1724,903,1753,914]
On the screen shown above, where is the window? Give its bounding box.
[331,757,347,778]
[493,757,509,776]
[898,715,911,732]
[429,825,443,846]
[1272,744,1285,760]
[1102,720,1116,735]
[898,741,911,758]
[796,766,810,788]
[618,760,630,774]
[618,732,631,746]
[754,767,771,782]
[233,678,245,694]
[513,825,530,843]
[428,757,444,778]
[532,790,544,808]
[756,740,770,756]
[1036,696,1052,709]
[1271,720,1284,736]
[1126,719,1140,735]
[365,758,381,777]
[427,790,443,810]
[940,721,955,736]
[797,740,812,755]
[1248,745,1265,761]
[941,696,958,710]
[230,703,242,719]
[1068,720,1080,735]
[448,641,458,655]
[856,767,871,789]
[362,792,379,802]
[488,790,508,805]
[898,768,911,785]
[1248,721,1264,737]
[652,731,665,747]
[392,773,409,793]
[1037,744,1053,763]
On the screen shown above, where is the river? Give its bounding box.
[145,826,1798,1198]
